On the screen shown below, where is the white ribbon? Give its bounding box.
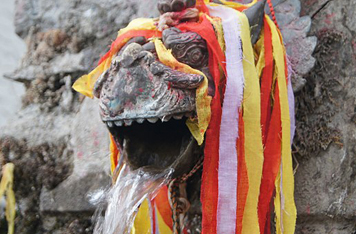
[208,5,245,234]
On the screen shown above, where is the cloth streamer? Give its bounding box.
[208,5,245,234]
[257,17,281,234]
[266,16,297,234]
[0,163,15,234]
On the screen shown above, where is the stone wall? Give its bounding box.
[1,0,159,233]
[294,0,356,233]
[0,0,355,233]
[0,0,26,127]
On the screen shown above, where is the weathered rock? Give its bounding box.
[0,0,26,127]
[270,0,317,92]
[40,98,111,213]
[294,0,356,232]
[40,172,109,213]
[0,0,159,233]
[7,52,86,82]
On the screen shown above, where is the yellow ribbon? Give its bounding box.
[131,199,151,234]
[235,10,264,234]
[266,16,297,234]
[0,163,16,234]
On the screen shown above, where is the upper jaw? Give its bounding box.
[102,111,195,127]
[96,43,202,127]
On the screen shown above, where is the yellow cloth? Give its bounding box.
[267,17,297,234]
[255,31,265,80]
[0,163,15,234]
[236,10,264,234]
[131,199,151,234]
[72,61,109,98]
[131,198,172,234]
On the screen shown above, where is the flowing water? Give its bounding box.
[91,164,173,234]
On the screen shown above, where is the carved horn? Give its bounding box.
[243,0,267,44]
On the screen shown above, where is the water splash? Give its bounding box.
[92,164,173,234]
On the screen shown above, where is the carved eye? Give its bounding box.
[188,47,203,63]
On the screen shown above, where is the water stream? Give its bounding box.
[91,164,173,234]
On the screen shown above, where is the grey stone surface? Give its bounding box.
[7,52,86,82]
[271,0,317,92]
[1,105,73,147]
[293,0,356,232]
[14,0,160,39]
[40,98,111,213]
[40,172,109,213]
[0,0,159,233]
[0,0,26,127]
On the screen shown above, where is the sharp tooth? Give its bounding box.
[173,114,183,120]
[124,119,133,126]
[107,121,113,128]
[147,117,158,123]
[114,121,123,126]
[162,115,172,122]
[136,118,145,124]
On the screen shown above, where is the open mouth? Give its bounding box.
[104,112,203,177]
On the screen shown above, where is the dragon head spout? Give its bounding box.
[91,0,267,178]
[94,40,205,177]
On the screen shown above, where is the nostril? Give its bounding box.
[172,0,185,12]
[158,3,172,14]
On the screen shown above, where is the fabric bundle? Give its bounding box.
[73,0,297,233]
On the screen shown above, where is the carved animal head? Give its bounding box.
[94,39,204,177]
[93,1,266,177]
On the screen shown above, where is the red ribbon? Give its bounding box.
[260,18,274,145]
[154,186,173,230]
[200,46,222,234]
[236,111,248,234]
[177,14,229,234]
[257,19,282,232]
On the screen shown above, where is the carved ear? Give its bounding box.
[243,0,266,44]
